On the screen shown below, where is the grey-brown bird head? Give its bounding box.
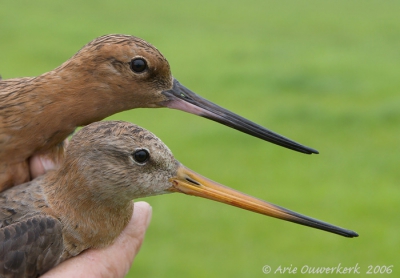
[61,121,178,202]
[59,121,357,237]
[0,121,355,277]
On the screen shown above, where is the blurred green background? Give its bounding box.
[1,0,398,277]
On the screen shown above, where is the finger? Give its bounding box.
[41,201,152,278]
[30,139,69,178]
[29,155,57,179]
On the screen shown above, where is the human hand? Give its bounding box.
[41,201,152,278]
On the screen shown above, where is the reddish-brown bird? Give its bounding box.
[0,121,356,277]
[0,34,318,191]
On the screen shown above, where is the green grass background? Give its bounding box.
[1,0,399,277]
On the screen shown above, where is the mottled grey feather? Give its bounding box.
[0,215,63,278]
[0,179,64,278]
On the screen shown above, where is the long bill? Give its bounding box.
[168,164,358,238]
[161,79,318,155]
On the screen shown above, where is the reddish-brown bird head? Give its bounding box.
[54,34,318,154]
[0,34,318,191]
[59,35,173,110]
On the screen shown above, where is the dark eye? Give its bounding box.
[132,149,149,164]
[129,58,147,73]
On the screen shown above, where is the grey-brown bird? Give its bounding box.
[0,121,356,278]
[0,34,318,191]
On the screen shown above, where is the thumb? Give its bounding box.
[42,201,152,278]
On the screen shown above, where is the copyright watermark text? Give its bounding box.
[262,264,394,275]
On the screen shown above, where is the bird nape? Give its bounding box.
[1,34,317,192]
[0,121,356,278]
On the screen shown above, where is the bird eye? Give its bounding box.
[132,149,150,164]
[129,58,147,73]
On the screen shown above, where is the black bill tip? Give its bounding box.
[274,203,359,238]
